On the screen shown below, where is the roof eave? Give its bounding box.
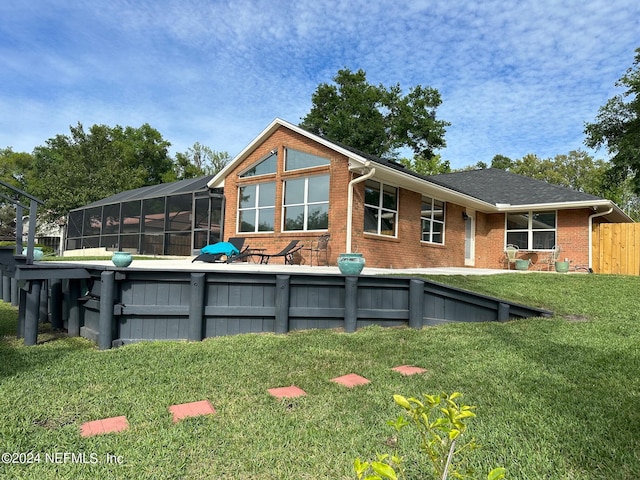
[494,200,633,222]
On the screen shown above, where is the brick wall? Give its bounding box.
[220,125,595,269]
[474,209,593,269]
[222,126,352,264]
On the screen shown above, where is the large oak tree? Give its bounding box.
[585,47,640,192]
[300,68,449,159]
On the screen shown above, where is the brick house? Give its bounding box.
[208,118,632,270]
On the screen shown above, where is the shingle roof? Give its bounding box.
[312,130,604,206]
[424,168,603,206]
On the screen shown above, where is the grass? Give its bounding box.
[1,273,640,479]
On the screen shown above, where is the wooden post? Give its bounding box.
[275,275,290,334]
[344,276,358,333]
[2,274,9,302]
[11,278,18,306]
[498,303,510,322]
[409,279,425,329]
[39,279,48,324]
[188,272,206,341]
[98,271,115,350]
[17,287,26,339]
[50,279,63,330]
[67,279,82,337]
[24,280,42,346]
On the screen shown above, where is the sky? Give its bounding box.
[1,0,639,169]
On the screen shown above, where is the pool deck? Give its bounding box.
[55,257,521,276]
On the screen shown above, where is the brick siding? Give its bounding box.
[221,125,594,269]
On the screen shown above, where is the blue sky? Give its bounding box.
[1,0,638,169]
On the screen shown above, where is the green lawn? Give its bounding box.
[1,274,639,479]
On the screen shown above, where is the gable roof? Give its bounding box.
[209,118,632,222]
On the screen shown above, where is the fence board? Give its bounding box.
[593,223,640,275]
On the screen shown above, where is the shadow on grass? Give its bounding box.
[0,304,94,381]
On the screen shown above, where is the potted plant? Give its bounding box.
[555,259,570,273]
[112,251,133,267]
[337,252,365,275]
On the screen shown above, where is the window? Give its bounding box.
[283,175,329,231]
[240,151,277,178]
[285,148,330,171]
[238,182,276,232]
[421,196,445,244]
[506,211,556,250]
[364,180,397,236]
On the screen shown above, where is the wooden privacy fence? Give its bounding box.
[592,223,640,275]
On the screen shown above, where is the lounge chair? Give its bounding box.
[255,240,304,265]
[192,237,249,263]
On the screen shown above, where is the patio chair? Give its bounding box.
[192,237,249,263]
[505,244,518,270]
[304,233,330,266]
[255,240,304,265]
[540,245,561,271]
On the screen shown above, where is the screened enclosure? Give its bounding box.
[66,176,224,256]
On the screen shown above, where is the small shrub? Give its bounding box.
[354,392,506,480]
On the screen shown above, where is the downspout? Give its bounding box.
[588,207,613,271]
[346,161,375,253]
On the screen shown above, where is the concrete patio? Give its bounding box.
[57,257,518,276]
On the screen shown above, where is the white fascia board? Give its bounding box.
[207,118,284,188]
[496,199,609,211]
[353,162,495,211]
[495,200,632,222]
[207,118,373,189]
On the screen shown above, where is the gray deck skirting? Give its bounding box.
[1,264,552,349]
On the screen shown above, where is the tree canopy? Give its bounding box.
[169,142,230,181]
[300,68,449,159]
[400,154,451,176]
[585,47,640,192]
[27,123,174,221]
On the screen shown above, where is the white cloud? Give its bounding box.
[0,0,638,168]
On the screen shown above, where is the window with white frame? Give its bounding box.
[364,179,397,236]
[421,196,445,244]
[239,151,277,178]
[237,182,276,232]
[283,174,329,231]
[284,148,330,171]
[506,211,556,250]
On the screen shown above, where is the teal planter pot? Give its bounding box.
[515,259,530,271]
[337,253,365,275]
[112,251,133,267]
[555,261,570,273]
[22,247,44,261]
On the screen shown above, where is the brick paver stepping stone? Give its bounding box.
[392,365,427,376]
[330,373,371,388]
[80,416,129,437]
[169,400,216,423]
[268,385,307,399]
